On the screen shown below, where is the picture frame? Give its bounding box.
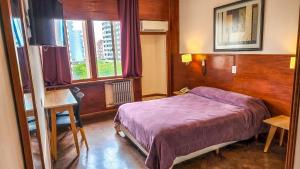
[214,0,265,51]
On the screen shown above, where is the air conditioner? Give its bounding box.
[140,21,169,32]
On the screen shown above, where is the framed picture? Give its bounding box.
[214,0,264,51]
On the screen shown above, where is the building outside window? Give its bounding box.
[93,21,122,77]
[65,20,91,80]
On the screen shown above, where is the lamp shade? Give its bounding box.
[182,54,192,63]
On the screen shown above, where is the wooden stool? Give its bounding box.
[263,115,290,153]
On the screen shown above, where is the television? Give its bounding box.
[28,0,65,46]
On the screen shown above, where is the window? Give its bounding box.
[65,20,91,80]
[64,20,122,81]
[12,18,24,47]
[93,21,122,77]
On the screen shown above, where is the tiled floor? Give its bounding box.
[51,116,286,169]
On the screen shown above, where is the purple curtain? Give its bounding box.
[42,47,72,86]
[119,0,142,77]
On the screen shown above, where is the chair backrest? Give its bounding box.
[70,87,81,114]
[27,116,36,133]
[71,87,80,96]
[74,92,84,127]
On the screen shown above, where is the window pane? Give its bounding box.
[66,20,91,80]
[54,19,65,46]
[93,21,122,77]
[114,22,122,76]
[12,18,24,47]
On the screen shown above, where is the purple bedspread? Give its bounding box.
[114,87,270,169]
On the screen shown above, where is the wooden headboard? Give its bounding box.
[180,54,295,116]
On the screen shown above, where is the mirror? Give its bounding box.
[10,0,44,168]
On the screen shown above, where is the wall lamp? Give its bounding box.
[181,54,192,65]
[181,54,207,75]
[195,54,207,76]
[290,56,296,69]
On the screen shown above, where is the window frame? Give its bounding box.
[64,19,122,83]
[92,20,121,78]
[64,19,93,81]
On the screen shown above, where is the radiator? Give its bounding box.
[105,80,134,107]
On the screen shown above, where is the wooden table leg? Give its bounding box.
[51,109,57,160]
[280,129,285,146]
[68,106,80,156]
[79,128,89,150]
[264,126,277,153]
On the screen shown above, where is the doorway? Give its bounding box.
[141,34,167,99]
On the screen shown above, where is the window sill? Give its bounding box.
[46,76,141,90]
[72,76,141,84]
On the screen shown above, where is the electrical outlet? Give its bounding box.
[232,66,237,74]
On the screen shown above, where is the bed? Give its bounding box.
[114,87,270,169]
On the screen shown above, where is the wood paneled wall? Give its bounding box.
[62,0,170,20]
[174,54,295,116]
[79,78,142,115]
[47,78,142,116]
[139,0,169,20]
[62,0,118,20]
[169,0,180,94]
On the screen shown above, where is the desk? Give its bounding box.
[263,115,290,153]
[45,89,79,160]
[24,89,80,160]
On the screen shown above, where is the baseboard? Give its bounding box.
[81,109,117,123]
[142,93,167,98]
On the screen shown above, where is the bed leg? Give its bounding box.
[215,149,220,155]
[255,134,259,141]
[114,123,121,134]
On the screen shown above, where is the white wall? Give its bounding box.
[141,35,167,96]
[28,46,51,169]
[180,0,300,54]
[0,24,25,169]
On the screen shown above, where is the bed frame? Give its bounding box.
[115,124,237,168]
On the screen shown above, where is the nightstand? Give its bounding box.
[263,115,290,152]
